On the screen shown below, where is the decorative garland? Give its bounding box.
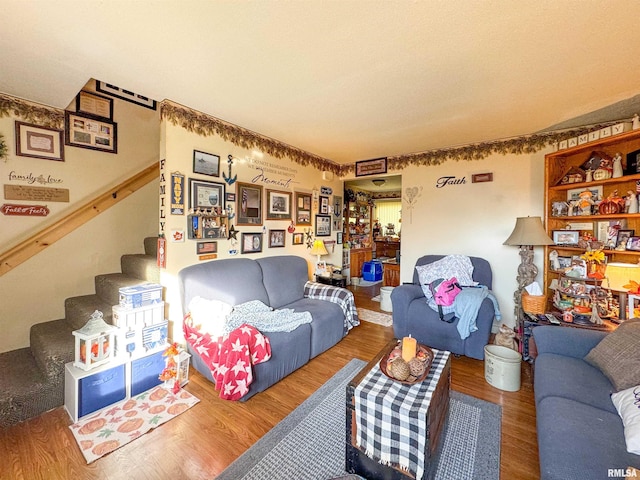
[0,132,7,160]
[0,93,64,129]
[160,100,342,174]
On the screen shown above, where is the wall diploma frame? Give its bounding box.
[15,121,64,161]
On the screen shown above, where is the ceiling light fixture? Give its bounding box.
[372,179,386,187]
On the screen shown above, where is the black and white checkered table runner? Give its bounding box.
[354,348,450,480]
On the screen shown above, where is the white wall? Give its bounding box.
[0,84,159,353]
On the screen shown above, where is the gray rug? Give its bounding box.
[216,359,501,480]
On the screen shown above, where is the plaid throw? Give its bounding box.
[303,281,360,331]
[354,349,450,480]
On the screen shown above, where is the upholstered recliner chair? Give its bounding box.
[391,255,497,360]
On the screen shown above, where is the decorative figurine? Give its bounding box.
[612,153,624,178]
[627,190,639,214]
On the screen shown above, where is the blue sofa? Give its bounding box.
[533,326,640,480]
[390,255,495,360]
[178,255,352,400]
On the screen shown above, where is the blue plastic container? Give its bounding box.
[362,260,383,282]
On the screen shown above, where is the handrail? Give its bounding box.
[0,162,158,276]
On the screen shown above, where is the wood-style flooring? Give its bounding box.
[0,283,539,480]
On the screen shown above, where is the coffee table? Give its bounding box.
[345,338,451,480]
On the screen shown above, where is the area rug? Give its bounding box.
[217,359,501,480]
[371,295,381,302]
[357,279,382,287]
[357,307,393,327]
[69,385,199,463]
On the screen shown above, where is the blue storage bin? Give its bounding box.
[362,260,383,282]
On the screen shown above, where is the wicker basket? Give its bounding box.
[522,291,546,315]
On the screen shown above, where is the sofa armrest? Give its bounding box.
[390,284,425,337]
[532,325,607,358]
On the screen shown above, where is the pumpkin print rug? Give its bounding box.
[69,385,200,463]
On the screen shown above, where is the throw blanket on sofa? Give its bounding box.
[303,281,360,330]
[183,319,271,400]
[426,286,501,339]
[224,300,313,334]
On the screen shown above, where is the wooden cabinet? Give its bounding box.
[374,239,400,259]
[382,260,400,287]
[350,248,372,279]
[544,128,640,313]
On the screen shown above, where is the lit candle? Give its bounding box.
[402,335,417,362]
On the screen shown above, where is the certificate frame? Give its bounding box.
[76,91,113,120]
[188,178,225,211]
[65,111,118,154]
[14,121,64,161]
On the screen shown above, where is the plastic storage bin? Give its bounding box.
[362,261,382,282]
[484,344,521,391]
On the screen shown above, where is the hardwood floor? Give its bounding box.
[0,283,539,479]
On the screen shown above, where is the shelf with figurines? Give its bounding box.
[187,207,229,240]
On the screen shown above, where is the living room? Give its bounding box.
[2,3,640,479]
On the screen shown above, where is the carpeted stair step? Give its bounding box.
[121,254,160,283]
[95,272,152,307]
[144,236,158,257]
[64,294,115,330]
[0,348,63,428]
[30,318,75,380]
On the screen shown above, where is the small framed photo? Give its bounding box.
[355,157,387,177]
[292,232,304,245]
[226,192,236,202]
[616,229,634,248]
[193,150,220,177]
[315,214,331,237]
[566,186,603,203]
[557,256,572,269]
[76,91,113,120]
[295,192,312,225]
[189,178,225,211]
[237,182,263,226]
[552,230,580,246]
[266,189,292,220]
[241,232,263,254]
[65,111,117,153]
[196,241,217,255]
[14,121,64,161]
[319,195,329,214]
[337,232,343,245]
[626,236,640,252]
[269,229,286,247]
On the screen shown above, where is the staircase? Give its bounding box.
[0,237,159,428]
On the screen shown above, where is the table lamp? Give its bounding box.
[310,239,329,276]
[605,262,640,321]
[503,216,554,319]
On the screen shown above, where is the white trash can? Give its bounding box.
[484,344,521,392]
[379,286,394,312]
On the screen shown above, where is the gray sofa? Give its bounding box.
[533,326,640,480]
[178,255,352,400]
[391,255,495,360]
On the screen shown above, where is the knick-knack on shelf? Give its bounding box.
[613,153,624,178]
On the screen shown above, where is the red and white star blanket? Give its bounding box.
[183,318,271,400]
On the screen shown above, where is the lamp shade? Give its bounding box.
[310,239,328,256]
[605,262,640,291]
[503,216,554,246]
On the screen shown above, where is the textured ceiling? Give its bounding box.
[2,1,640,164]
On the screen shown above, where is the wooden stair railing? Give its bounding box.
[0,162,159,276]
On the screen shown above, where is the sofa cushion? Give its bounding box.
[405,299,465,355]
[536,396,639,480]
[585,319,640,391]
[611,384,640,455]
[285,297,345,358]
[415,255,476,299]
[257,256,309,309]
[534,353,617,413]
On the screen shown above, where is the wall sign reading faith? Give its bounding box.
[1,203,50,216]
[435,176,467,188]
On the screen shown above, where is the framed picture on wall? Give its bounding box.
[269,229,286,247]
[189,178,225,211]
[292,232,304,245]
[76,91,113,120]
[241,232,263,254]
[266,189,292,220]
[315,214,331,237]
[295,192,312,225]
[193,150,220,177]
[237,182,263,225]
[14,121,64,161]
[65,111,118,154]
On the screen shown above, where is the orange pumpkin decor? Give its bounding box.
[167,403,189,416]
[78,418,107,435]
[121,399,137,411]
[148,405,166,414]
[598,190,626,215]
[92,440,120,456]
[149,388,168,401]
[117,417,144,433]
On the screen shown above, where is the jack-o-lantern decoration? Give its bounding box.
[599,190,625,215]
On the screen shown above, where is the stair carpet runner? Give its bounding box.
[0,237,160,428]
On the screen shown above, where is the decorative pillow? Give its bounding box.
[188,296,234,338]
[585,319,640,392]
[610,384,640,455]
[416,254,476,298]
